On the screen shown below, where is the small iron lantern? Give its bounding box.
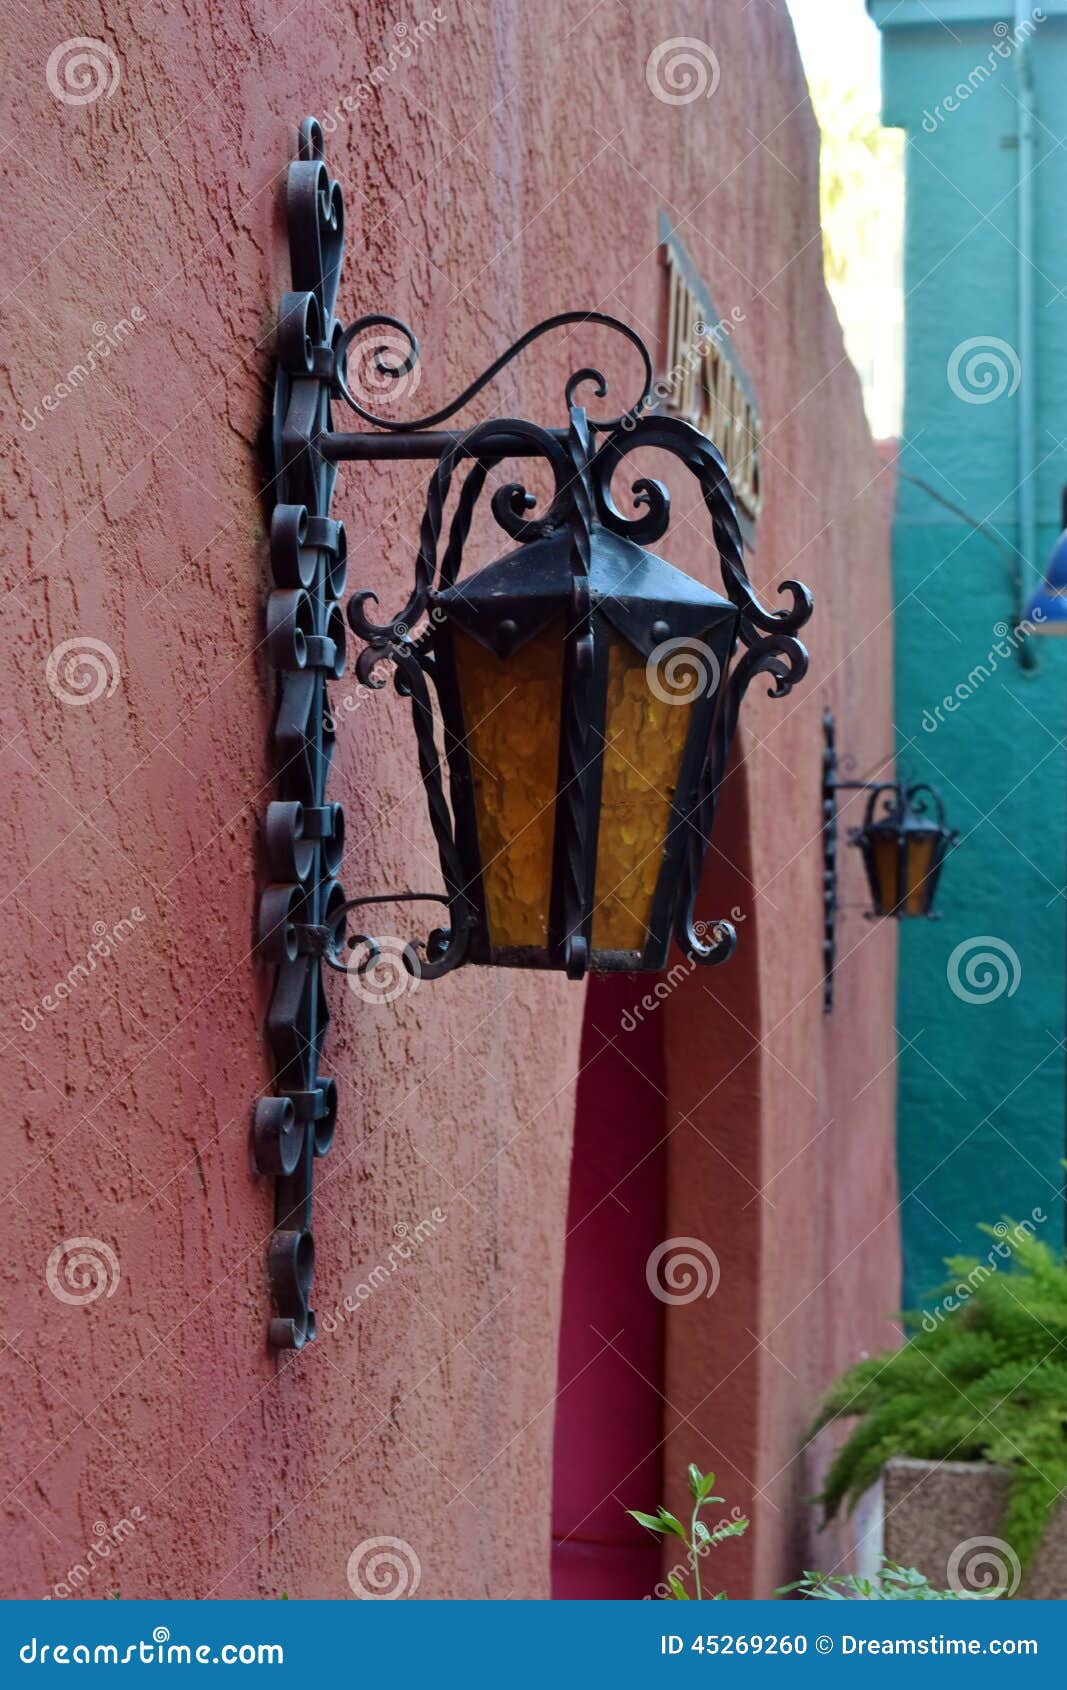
[821,710,957,1010]
[850,782,957,920]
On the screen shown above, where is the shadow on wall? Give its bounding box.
[551,973,668,1599]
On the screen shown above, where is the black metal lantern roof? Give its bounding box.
[433,525,739,657]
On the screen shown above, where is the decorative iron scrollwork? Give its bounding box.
[259,117,347,1351]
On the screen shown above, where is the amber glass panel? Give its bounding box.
[902,835,936,916]
[870,833,901,914]
[452,622,563,951]
[592,635,695,955]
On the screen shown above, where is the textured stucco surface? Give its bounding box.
[4,0,895,1599]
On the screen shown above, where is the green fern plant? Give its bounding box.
[780,1560,988,1600]
[810,1224,1067,1578]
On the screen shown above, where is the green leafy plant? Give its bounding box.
[627,1468,973,1600]
[628,1464,749,1600]
[809,1224,1067,1578]
[780,1559,987,1600]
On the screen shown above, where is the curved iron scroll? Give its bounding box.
[334,310,654,433]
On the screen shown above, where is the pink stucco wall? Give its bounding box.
[3,0,897,1600]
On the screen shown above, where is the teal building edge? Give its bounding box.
[869,2,1067,1305]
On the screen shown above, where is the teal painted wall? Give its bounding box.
[872,3,1067,1305]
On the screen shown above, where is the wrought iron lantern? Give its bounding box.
[259,117,813,1347]
[348,406,812,981]
[850,781,956,921]
[822,711,957,1010]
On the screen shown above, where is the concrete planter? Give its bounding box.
[882,1458,1067,1599]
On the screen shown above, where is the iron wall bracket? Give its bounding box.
[259,117,811,1349]
[822,709,953,1012]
